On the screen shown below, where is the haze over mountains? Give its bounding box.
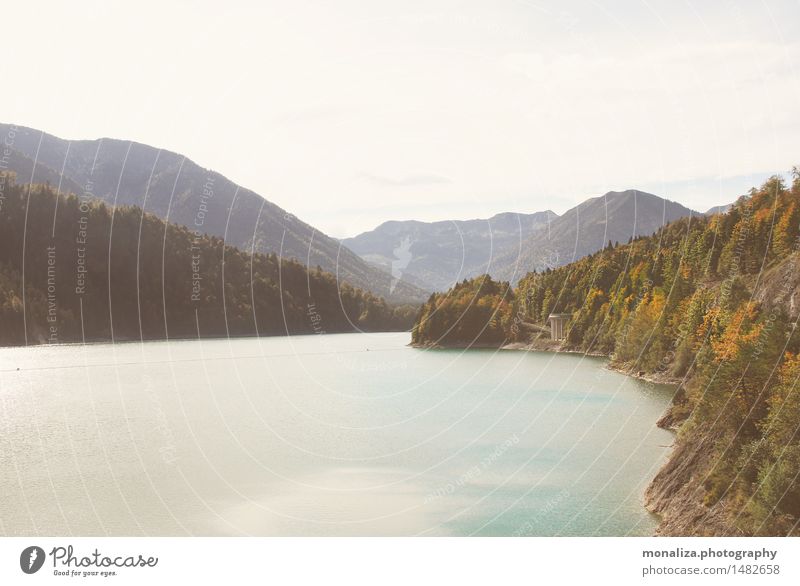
[346,190,699,291]
[0,123,427,303]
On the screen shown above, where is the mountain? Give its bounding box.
[705,202,735,215]
[411,172,800,536]
[0,123,427,303]
[344,190,698,292]
[0,177,416,347]
[490,189,699,282]
[341,210,557,292]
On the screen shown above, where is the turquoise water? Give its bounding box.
[0,332,675,536]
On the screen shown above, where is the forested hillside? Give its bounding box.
[412,171,800,536]
[0,175,414,346]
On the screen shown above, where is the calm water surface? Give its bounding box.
[0,332,675,536]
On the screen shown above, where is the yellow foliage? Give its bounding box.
[711,302,763,361]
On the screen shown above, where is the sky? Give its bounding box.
[2,0,798,237]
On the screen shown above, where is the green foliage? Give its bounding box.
[412,276,513,346]
[0,178,413,346]
[744,354,800,535]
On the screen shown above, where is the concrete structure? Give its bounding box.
[547,313,571,341]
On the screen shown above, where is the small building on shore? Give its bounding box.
[547,313,571,341]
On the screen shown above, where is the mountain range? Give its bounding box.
[0,123,427,303]
[2,123,714,298]
[345,189,699,291]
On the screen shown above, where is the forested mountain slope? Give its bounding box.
[0,176,414,346]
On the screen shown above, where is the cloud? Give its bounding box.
[358,172,452,188]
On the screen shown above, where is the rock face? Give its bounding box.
[0,123,427,303]
[754,252,800,320]
[644,432,742,536]
[645,253,800,536]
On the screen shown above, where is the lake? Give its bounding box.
[0,332,675,536]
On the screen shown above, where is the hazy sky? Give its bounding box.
[2,0,798,236]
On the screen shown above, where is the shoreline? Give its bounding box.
[0,328,413,351]
[411,339,683,387]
